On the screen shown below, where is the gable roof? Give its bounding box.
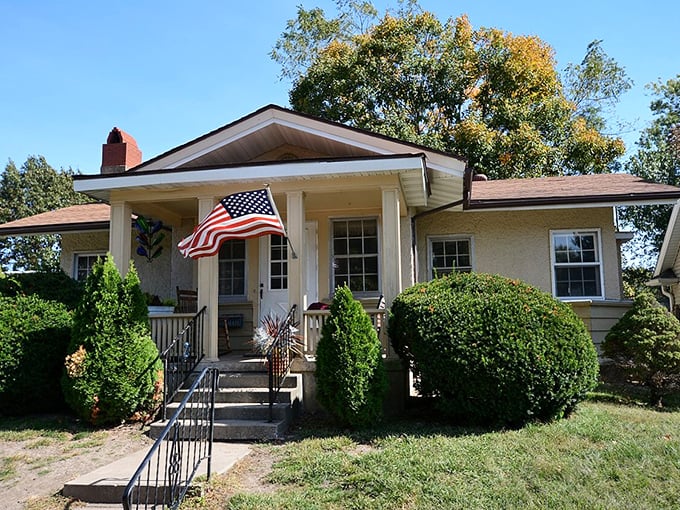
[652,200,680,280]
[467,174,680,210]
[0,203,111,236]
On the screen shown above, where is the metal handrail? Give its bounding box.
[122,366,218,510]
[161,306,207,419]
[265,304,298,422]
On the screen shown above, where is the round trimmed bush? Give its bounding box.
[0,295,72,415]
[389,273,599,426]
[0,270,84,310]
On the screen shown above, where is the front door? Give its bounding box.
[259,221,318,322]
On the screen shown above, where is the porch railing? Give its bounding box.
[303,308,390,357]
[266,304,298,422]
[160,306,207,419]
[122,366,218,510]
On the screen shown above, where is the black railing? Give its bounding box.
[161,306,207,419]
[123,366,218,510]
[265,304,298,422]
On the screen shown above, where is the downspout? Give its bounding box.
[410,166,472,282]
[661,285,675,313]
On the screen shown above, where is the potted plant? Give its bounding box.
[251,313,302,374]
[145,293,175,314]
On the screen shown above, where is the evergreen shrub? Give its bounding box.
[602,292,680,406]
[0,295,72,415]
[62,254,162,426]
[389,272,599,426]
[316,285,388,428]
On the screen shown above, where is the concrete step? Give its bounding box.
[215,372,300,389]
[213,418,289,441]
[62,443,250,504]
[177,385,299,404]
[163,401,292,421]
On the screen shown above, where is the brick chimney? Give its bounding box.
[101,127,142,174]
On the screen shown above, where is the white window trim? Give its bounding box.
[73,252,106,281]
[218,239,248,302]
[550,228,605,301]
[427,235,475,279]
[267,234,288,292]
[329,216,382,297]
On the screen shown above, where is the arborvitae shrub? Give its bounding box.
[0,295,72,415]
[389,272,599,426]
[603,292,680,406]
[0,271,84,310]
[316,285,388,428]
[62,254,162,426]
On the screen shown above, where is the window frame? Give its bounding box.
[73,252,106,281]
[550,229,605,300]
[427,235,475,279]
[218,239,248,302]
[329,216,381,297]
[267,234,288,292]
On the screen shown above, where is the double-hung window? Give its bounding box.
[218,239,246,298]
[74,253,105,281]
[332,218,379,294]
[551,230,603,299]
[428,236,473,278]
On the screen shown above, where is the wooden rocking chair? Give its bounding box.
[175,286,198,313]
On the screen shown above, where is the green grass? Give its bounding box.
[189,387,680,510]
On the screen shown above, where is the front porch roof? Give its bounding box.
[653,199,680,279]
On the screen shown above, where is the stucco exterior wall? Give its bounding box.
[415,207,622,300]
[60,231,109,276]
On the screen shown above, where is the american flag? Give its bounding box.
[178,188,286,259]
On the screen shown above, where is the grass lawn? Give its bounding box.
[186,384,680,510]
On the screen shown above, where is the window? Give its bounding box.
[74,253,105,281]
[551,230,603,299]
[218,239,246,297]
[429,237,473,278]
[332,218,379,294]
[269,235,287,290]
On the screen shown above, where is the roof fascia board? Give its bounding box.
[0,222,110,236]
[467,196,680,212]
[654,199,680,276]
[75,155,427,194]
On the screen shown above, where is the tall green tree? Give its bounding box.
[619,75,680,262]
[272,1,628,179]
[0,156,90,272]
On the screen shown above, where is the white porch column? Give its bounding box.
[108,200,132,275]
[381,188,402,305]
[197,197,219,361]
[286,191,306,313]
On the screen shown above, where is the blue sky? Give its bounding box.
[1,0,678,175]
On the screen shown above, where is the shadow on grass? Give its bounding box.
[0,413,93,435]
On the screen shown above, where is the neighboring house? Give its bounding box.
[648,200,680,314]
[3,105,680,359]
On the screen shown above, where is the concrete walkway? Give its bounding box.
[63,442,251,505]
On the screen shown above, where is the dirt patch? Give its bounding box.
[1,416,153,510]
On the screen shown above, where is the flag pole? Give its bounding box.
[286,237,298,259]
[264,184,298,259]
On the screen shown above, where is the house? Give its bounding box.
[648,200,680,313]
[3,105,680,370]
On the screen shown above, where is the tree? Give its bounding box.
[0,156,91,272]
[620,76,680,261]
[273,1,628,179]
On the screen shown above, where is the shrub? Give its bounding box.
[62,254,162,426]
[602,292,680,406]
[0,295,72,415]
[316,285,388,428]
[389,273,599,426]
[0,270,84,310]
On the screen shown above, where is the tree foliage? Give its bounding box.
[620,75,680,259]
[0,156,91,272]
[273,1,628,179]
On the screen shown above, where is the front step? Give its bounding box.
[153,362,303,441]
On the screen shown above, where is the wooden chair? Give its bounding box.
[221,319,232,354]
[175,286,198,313]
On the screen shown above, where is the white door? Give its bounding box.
[259,221,318,323]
